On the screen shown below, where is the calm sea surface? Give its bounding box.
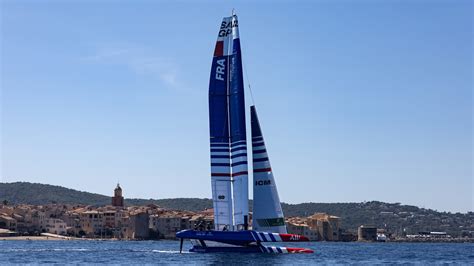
[1,240,473,264]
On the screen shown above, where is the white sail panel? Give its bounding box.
[211,176,233,230]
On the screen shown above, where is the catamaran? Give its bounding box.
[176,12,313,254]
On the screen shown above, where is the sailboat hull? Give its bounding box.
[190,245,313,254]
[190,245,263,253]
[176,229,314,253]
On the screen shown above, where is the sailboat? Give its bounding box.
[176,12,313,254]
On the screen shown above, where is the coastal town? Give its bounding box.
[1,184,472,242]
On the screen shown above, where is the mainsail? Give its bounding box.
[209,14,249,231]
[251,106,287,234]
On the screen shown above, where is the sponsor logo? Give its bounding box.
[219,19,238,37]
[255,180,271,186]
[196,231,213,236]
[218,195,225,200]
[215,59,225,81]
[290,235,301,241]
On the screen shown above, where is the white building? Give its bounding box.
[45,218,67,235]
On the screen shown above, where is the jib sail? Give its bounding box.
[251,106,287,234]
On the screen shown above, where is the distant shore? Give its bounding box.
[0,236,72,241]
[391,238,474,243]
[0,232,86,241]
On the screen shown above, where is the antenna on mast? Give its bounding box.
[232,8,235,16]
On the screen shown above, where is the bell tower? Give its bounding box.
[112,183,124,207]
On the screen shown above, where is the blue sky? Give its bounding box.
[1,0,472,213]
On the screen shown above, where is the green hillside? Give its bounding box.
[0,182,111,205]
[0,182,212,210]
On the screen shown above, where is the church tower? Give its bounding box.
[112,183,124,207]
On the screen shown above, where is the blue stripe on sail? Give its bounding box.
[231,161,247,167]
[252,142,265,148]
[231,153,247,159]
[210,143,229,147]
[269,234,276,242]
[253,157,269,162]
[231,140,247,147]
[211,155,230,159]
[231,146,247,152]
[211,148,229,152]
[267,247,273,253]
[211,163,231,166]
[276,247,282,253]
[259,232,267,241]
[253,149,267,154]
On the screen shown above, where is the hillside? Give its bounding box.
[0,182,212,211]
[0,182,111,206]
[1,182,472,236]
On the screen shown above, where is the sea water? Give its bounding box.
[1,240,473,264]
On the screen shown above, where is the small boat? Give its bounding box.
[376,233,387,242]
[176,11,313,254]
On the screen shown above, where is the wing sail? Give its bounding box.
[209,16,234,231]
[210,14,249,231]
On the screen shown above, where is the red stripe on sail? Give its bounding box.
[254,168,272,173]
[211,173,231,177]
[214,41,223,57]
[232,171,248,177]
[212,171,248,177]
